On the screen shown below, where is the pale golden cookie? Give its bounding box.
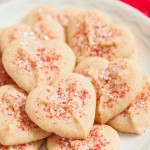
[108,76,150,134]
[0,85,49,145]
[75,57,142,123]
[26,73,96,139]
[47,125,120,150]
[2,39,75,92]
[0,140,44,150]
[67,10,137,63]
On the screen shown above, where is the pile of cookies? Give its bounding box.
[0,5,149,150]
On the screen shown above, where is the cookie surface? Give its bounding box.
[47,125,120,150]
[26,73,96,139]
[2,39,75,92]
[0,140,44,150]
[0,85,49,145]
[67,10,137,63]
[108,76,150,134]
[75,57,142,123]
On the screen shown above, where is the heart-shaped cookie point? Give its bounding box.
[0,85,49,145]
[0,140,44,150]
[67,10,137,63]
[108,75,150,134]
[2,39,76,93]
[25,73,96,139]
[47,125,120,150]
[75,57,142,123]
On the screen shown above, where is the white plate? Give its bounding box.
[0,0,150,150]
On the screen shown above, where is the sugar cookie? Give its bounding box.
[108,76,150,134]
[2,39,75,92]
[67,10,137,63]
[26,73,96,139]
[75,57,142,123]
[0,85,49,145]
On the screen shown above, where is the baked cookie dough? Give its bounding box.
[26,73,96,139]
[75,57,142,123]
[0,85,49,145]
[2,39,75,92]
[47,125,120,150]
[67,10,137,63]
[108,75,150,134]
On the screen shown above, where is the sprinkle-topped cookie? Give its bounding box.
[0,85,49,145]
[47,125,120,150]
[2,39,76,92]
[25,73,96,139]
[67,10,137,63]
[75,57,142,123]
[108,75,150,134]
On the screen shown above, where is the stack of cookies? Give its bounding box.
[0,6,149,150]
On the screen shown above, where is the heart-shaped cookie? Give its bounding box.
[2,39,76,92]
[0,140,44,150]
[108,76,150,134]
[75,57,142,123]
[0,57,14,86]
[67,10,137,63]
[25,73,96,139]
[0,85,49,145]
[47,125,120,150]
